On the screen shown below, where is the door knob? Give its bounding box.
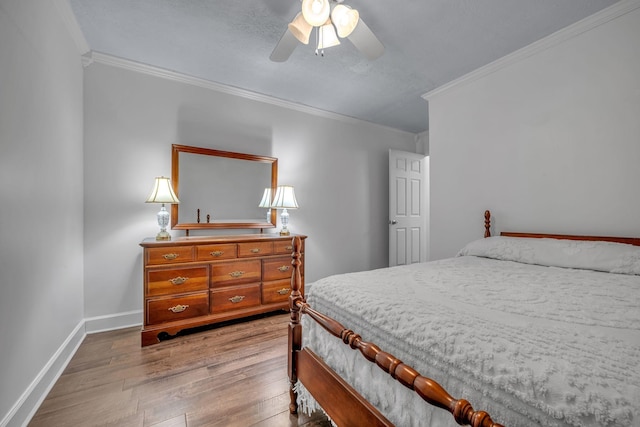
[389,220,397,225]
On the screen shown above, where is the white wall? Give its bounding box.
[0,0,85,425]
[82,59,418,321]
[0,3,417,422]
[426,3,640,259]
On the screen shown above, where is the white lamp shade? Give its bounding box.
[301,0,330,27]
[271,185,299,209]
[331,5,359,38]
[145,176,180,204]
[288,12,312,44]
[258,188,273,208]
[318,22,341,49]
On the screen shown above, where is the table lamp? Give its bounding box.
[145,176,180,240]
[271,185,298,236]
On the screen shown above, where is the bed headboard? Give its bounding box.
[484,210,640,246]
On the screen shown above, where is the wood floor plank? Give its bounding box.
[182,378,291,427]
[30,312,330,427]
[140,363,289,425]
[29,388,139,427]
[32,379,126,417]
[148,414,187,427]
[187,390,293,427]
[254,409,333,427]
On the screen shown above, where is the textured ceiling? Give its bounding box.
[69,0,619,134]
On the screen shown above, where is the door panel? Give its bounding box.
[389,150,428,266]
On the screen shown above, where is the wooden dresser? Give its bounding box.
[140,234,306,346]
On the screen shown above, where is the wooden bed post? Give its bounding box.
[484,210,491,238]
[288,236,304,414]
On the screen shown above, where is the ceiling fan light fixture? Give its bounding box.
[271,0,384,62]
[331,4,359,38]
[302,0,331,27]
[288,12,312,44]
[317,21,341,49]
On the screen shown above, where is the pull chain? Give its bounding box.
[314,27,325,57]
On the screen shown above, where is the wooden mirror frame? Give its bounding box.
[170,144,278,231]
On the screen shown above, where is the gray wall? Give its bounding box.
[81,60,418,321]
[426,4,640,259]
[0,2,418,424]
[0,0,85,424]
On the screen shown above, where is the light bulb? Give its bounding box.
[302,0,330,27]
[331,5,359,38]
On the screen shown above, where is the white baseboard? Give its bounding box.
[1,310,142,427]
[84,309,142,334]
[1,321,85,427]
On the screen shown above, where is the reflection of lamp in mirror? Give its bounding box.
[258,187,273,222]
[145,176,180,241]
[271,185,299,236]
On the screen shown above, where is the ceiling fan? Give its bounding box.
[270,0,384,62]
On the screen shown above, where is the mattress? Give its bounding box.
[297,237,640,427]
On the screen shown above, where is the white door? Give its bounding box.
[389,150,428,266]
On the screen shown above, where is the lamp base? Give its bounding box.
[278,208,291,236]
[156,230,172,241]
[155,204,172,241]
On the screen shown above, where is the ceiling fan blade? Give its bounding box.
[348,18,384,60]
[270,29,298,62]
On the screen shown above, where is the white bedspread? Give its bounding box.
[300,255,640,427]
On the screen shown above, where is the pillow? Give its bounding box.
[457,236,640,275]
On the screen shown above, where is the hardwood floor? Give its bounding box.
[29,313,331,427]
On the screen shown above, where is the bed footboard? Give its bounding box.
[288,236,504,427]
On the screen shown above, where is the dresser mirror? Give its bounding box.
[170,144,277,232]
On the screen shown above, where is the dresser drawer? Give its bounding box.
[146,246,194,265]
[146,292,209,325]
[140,234,306,346]
[263,256,294,281]
[210,259,261,287]
[237,242,273,257]
[273,240,295,254]
[211,284,261,313]
[262,279,291,304]
[196,244,237,261]
[146,266,208,297]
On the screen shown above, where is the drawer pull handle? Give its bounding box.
[229,271,245,278]
[285,245,293,250]
[277,265,291,272]
[169,277,189,285]
[277,288,289,295]
[168,304,189,313]
[250,248,261,253]
[210,251,224,257]
[162,253,179,260]
[229,295,245,303]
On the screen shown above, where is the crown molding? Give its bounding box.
[422,0,640,101]
[53,0,90,55]
[83,51,412,135]
[81,52,94,67]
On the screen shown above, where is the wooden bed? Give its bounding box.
[287,211,640,427]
